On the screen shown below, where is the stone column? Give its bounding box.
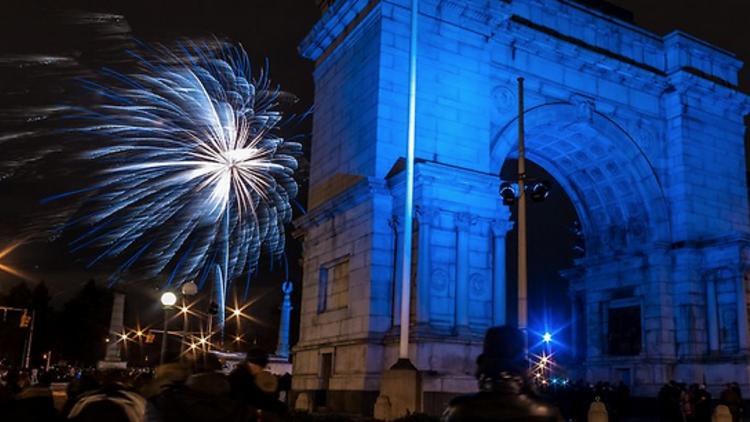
[455,213,472,330]
[736,271,749,354]
[415,206,436,326]
[707,272,720,355]
[105,289,125,361]
[490,218,511,326]
[98,284,128,370]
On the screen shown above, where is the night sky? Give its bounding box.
[0,0,749,347]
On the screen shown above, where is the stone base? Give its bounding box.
[374,359,422,420]
[292,389,380,415]
[96,360,127,370]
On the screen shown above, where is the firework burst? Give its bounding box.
[45,39,300,319]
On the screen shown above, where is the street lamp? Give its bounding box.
[499,78,551,348]
[179,282,198,360]
[161,292,177,306]
[160,292,177,365]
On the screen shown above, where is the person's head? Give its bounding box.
[153,362,189,383]
[244,347,269,374]
[191,352,222,374]
[476,325,526,377]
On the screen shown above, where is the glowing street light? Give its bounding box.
[543,332,552,343]
[160,292,177,307]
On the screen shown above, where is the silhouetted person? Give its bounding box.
[67,382,146,422]
[720,383,742,422]
[614,381,630,418]
[692,384,711,422]
[227,348,286,422]
[659,381,682,422]
[146,353,254,422]
[441,325,563,422]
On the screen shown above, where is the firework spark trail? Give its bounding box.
[45,39,300,326]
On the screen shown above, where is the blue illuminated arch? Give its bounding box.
[491,103,671,256]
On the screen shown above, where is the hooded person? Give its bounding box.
[227,347,286,421]
[441,325,563,422]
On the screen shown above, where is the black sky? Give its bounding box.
[0,0,748,338]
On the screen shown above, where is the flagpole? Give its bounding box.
[398,0,419,363]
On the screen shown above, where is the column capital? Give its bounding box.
[490,218,513,238]
[415,205,438,225]
[454,212,476,231]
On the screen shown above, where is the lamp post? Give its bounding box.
[517,77,527,333]
[499,79,551,351]
[179,282,198,360]
[232,308,242,351]
[160,292,177,365]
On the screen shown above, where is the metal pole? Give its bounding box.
[517,77,527,332]
[398,0,419,361]
[24,309,35,368]
[220,206,230,346]
[207,282,215,351]
[160,307,169,365]
[181,298,189,361]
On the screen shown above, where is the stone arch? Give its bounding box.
[490,102,671,256]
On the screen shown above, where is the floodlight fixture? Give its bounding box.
[499,181,516,206]
[530,180,551,203]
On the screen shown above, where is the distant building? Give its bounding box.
[294,0,750,415]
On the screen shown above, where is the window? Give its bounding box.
[608,305,642,355]
[318,257,350,313]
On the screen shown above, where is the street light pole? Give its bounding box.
[160,292,177,365]
[517,77,528,332]
[181,298,189,360]
[160,307,169,366]
[23,309,35,369]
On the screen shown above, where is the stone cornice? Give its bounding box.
[495,9,744,100]
[300,0,380,62]
[301,0,510,67]
[389,160,502,197]
[666,71,750,118]
[294,176,390,231]
[497,16,667,97]
[419,0,510,35]
[663,31,742,86]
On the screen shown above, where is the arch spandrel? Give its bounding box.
[491,103,670,256]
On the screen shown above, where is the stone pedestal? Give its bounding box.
[374,359,422,421]
[98,286,127,370]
